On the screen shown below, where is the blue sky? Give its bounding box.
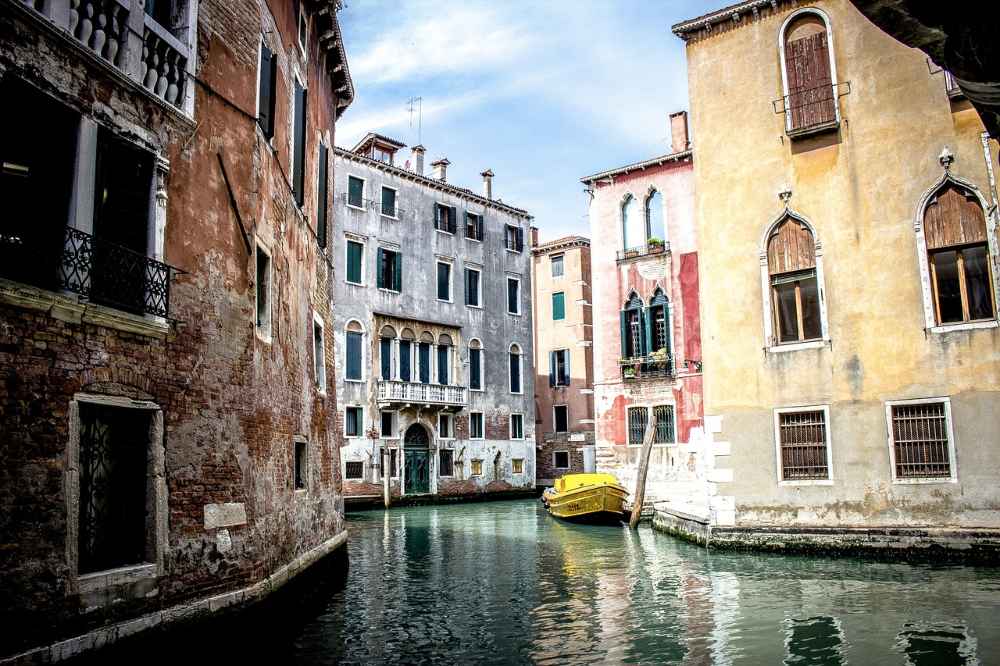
[337,0,718,242]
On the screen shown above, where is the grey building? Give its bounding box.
[333,134,535,500]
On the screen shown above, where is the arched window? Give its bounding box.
[379,326,396,381]
[469,338,484,391]
[509,343,522,394]
[648,288,670,354]
[645,190,665,243]
[766,216,822,344]
[921,181,995,325]
[345,320,364,381]
[399,328,415,382]
[622,195,642,250]
[437,334,453,385]
[418,331,434,384]
[779,9,837,134]
[620,292,646,359]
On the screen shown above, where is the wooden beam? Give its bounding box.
[629,415,656,529]
[216,151,252,256]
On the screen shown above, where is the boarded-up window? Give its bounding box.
[768,217,821,343]
[784,15,836,132]
[891,403,951,479]
[777,410,829,480]
[924,183,994,324]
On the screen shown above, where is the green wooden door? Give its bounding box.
[403,424,430,495]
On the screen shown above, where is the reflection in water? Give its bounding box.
[284,501,1000,665]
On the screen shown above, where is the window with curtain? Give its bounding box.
[767,217,821,344]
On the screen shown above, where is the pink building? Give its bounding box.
[581,112,706,503]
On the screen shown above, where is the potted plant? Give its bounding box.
[649,348,668,368]
[647,237,664,254]
[624,247,639,259]
[623,366,636,379]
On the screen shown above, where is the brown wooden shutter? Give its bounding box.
[767,218,816,274]
[785,31,834,130]
[923,183,987,250]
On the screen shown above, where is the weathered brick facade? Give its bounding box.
[0,0,352,660]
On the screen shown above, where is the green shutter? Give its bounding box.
[347,241,361,283]
[642,307,652,356]
[664,302,672,355]
[376,247,384,289]
[316,144,328,248]
[393,252,402,292]
[552,292,565,320]
[620,311,627,358]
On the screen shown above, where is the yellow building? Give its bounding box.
[666,0,1000,553]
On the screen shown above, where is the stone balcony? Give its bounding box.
[377,380,467,410]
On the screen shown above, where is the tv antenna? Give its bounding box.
[406,96,423,144]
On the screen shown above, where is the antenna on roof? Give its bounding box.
[406,96,423,144]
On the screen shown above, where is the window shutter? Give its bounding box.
[664,302,672,355]
[448,207,457,234]
[433,204,440,230]
[376,247,384,289]
[549,351,555,387]
[619,311,628,358]
[316,144,328,248]
[258,45,276,138]
[515,227,524,252]
[642,307,652,356]
[346,332,361,380]
[477,215,484,241]
[380,338,391,380]
[400,342,411,382]
[565,350,571,384]
[463,211,470,238]
[470,349,480,389]
[393,252,402,292]
[292,82,307,206]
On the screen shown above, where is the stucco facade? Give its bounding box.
[531,235,595,484]
[674,0,1000,531]
[332,141,536,501]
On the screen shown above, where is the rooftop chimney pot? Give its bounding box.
[431,158,450,182]
[411,144,426,175]
[481,169,494,199]
[670,111,690,153]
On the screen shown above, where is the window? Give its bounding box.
[550,254,564,277]
[346,240,364,285]
[418,341,431,384]
[510,413,524,439]
[377,247,402,291]
[344,461,363,480]
[471,459,483,476]
[549,349,570,387]
[505,224,524,252]
[381,186,397,218]
[345,321,363,381]
[373,146,393,164]
[437,261,452,301]
[775,407,831,482]
[399,332,413,382]
[435,203,457,233]
[465,212,484,241]
[380,411,396,439]
[255,244,271,338]
[553,405,568,433]
[256,41,277,139]
[649,289,670,353]
[646,190,665,243]
[509,343,522,394]
[620,293,645,359]
[347,175,365,209]
[780,10,838,135]
[653,405,675,444]
[439,449,454,477]
[437,337,451,384]
[344,406,362,438]
[922,182,994,325]
[767,216,822,344]
[512,458,524,474]
[465,267,482,307]
[507,277,521,315]
[888,400,955,481]
[438,413,453,439]
[622,195,641,250]
[627,406,648,446]
[469,340,483,391]
[552,292,566,320]
[316,144,328,248]
[379,331,394,381]
[313,315,326,392]
[294,441,308,490]
[470,412,484,439]
[553,451,570,470]
[292,77,307,206]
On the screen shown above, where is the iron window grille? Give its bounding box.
[619,354,673,382]
[772,82,851,137]
[890,403,951,479]
[627,407,648,446]
[344,461,363,479]
[653,405,675,444]
[778,410,829,480]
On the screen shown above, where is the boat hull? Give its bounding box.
[546,483,628,522]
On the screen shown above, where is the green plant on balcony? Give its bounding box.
[623,366,636,379]
[649,348,669,368]
[647,237,664,254]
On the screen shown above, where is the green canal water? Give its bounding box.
[289,499,1000,664]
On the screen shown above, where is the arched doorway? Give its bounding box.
[403,424,430,495]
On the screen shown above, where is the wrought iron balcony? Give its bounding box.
[377,380,468,409]
[619,354,673,382]
[0,226,181,318]
[772,82,850,138]
[616,242,670,263]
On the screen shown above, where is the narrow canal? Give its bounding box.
[288,499,999,664]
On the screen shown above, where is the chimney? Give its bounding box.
[431,158,450,182]
[530,226,539,248]
[670,111,690,153]
[411,144,425,175]
[480,169,494,199]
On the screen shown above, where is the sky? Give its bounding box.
[336,0,718,243]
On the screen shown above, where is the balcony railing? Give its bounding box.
[616,241,670,263]
[0,226,181,318]
[377,380,468,408]
[619,354,673,382]
[772,81,850,137]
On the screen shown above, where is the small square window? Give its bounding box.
[435,204,457,233]
[553,451,570,470]
[471,459,483,476]
[510,414,524,440]
[465,212,483,240]
[345,406,362,438]
[470,412,484,439]
[439,449,454,477]
[888,401,954,480]
[381,411,396,439]
[294,441,308,490]
[381,186,397,218]
[551,254,564,277]
[554,405,568,433]
[512,458,524,474]
[776,407,830,482]
[344,461,363,480]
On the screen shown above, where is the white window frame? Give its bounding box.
[343,459,365,481]
[380,185,398,219]
[759,207,830,353]
[377,245,402,294]
[380,410,398,440]
[435,202,455,235]
[553,404,569,433]
[552,450,570,470]
[312,312,326,394]
[465,266,483,309]
[553,348,570,387]
[550,253,565,278]
[772,405,834,486]
[297,9,307,59]
[436,259,453,303]
[344,320,366,383]
[346,174,366,211]
[345,237,365,286]
[465,212,484,243]
[255,240,272,343]
[507,276,521,315]
[512,458,525,475]
[884,397,958,485]
[508,343,523,395]
[469,340,485,392]
[344,405,363,439]
[777,7,840,134]
[913,171,1000,333]
[438,413,454,440]
[469,411,485,440]
[510,413,524,440]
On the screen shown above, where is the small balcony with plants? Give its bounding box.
[616,237,669,263]
[618,349,672,382]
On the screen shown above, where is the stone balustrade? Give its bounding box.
[377,380,468,408]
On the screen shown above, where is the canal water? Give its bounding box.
[288,499,1000,664]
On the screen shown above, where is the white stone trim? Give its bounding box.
[884,396,958,485]
[773,404,834,485]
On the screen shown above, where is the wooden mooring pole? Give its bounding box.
[629,418,656,529]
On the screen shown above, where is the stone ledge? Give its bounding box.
[1,531,348,665]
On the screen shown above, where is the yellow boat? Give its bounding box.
[542,473,629,523]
